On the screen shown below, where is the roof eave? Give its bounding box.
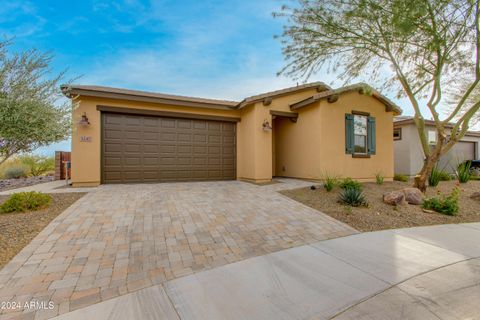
[61,86,238,111]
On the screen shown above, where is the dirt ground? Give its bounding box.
[280,180,480,232]
[0,193,86,268]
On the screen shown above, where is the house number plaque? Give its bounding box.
[80,136,92,142]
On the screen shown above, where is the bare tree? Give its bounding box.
[275,0,479,191]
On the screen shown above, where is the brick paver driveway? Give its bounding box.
[0,179,355,319]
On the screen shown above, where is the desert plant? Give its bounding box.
[438,171,452,181]
[3,166,29,179]
[456,161,472,183]
[375,172,384,185]
[20,155,55,176]
[422,188,460,216]
[322,173,337,192]
[338,187,368,207]
[0,191,52,213]
[428,166,442,187]
[339,178,362,191]
[393,174,409,182]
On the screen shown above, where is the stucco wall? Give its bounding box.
[71,96,241,186]
[317,91,395,181]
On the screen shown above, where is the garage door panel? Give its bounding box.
[102,113,236,183]
[438,141,475,173]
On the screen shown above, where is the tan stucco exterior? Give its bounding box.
[70,85,397,186]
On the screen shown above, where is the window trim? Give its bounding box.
[352,111,369,156]
[393,128,402,140]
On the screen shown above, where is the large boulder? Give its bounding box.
[402,188,424,205]
[383,191,407,206]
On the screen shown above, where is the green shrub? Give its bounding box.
[3,166,29,179]
[338,187,368,207]
[428,167,442,187]
[0,192,52,213]
[438,170,452,181]
[456,161,471,183]
[375,172,384,185]
[19,155,55,177]
[393,174,409,182]
[422,188,460,216]
[322,173,337,192]
[339,178,362,191]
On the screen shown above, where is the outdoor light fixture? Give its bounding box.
[78,112,90,126]
[262,119,272,131]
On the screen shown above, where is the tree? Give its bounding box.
[275,0,480,191]
[0,41,71,165]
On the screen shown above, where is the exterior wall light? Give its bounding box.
[262,119,272,131]
[78,112,90,126]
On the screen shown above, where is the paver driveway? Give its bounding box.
[0,179,355,320]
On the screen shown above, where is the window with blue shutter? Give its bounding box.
[345,114,354,154]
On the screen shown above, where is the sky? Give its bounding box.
[2,0,416,156]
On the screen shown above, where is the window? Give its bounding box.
[354,115,368,154]
[393,128,402,140]
[428,130,437,144]
[345,112,376,156]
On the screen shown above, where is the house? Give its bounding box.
[61,82,402,186]
[394,116,480,176]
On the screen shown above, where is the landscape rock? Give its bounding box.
[402,187,424,205]
[0,175,54,192]
[383,191,407,206]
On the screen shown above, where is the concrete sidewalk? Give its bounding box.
[51,223,480,320]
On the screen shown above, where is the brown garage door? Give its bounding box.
[438,141,476,173]
[101,112,236,183]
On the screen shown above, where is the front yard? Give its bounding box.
[281,180,480,232]
[0,193,86,268]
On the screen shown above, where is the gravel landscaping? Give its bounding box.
[280,180,480,232]
[0,192,86,268]
[0,175,54,192]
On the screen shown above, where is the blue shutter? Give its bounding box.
[345,114,354,154]
[367,116,376,155]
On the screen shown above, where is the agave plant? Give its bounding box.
[338,187,368,207]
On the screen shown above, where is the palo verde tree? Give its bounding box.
[275,0,480,192]
[0,41,71,165]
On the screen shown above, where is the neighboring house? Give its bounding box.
[61,82,402,186]
[394,116,480,176]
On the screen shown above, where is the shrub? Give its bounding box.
[393,174,409,182]
[339,178,362,191]
[375,172,384,185]
[456,161,471,183]
[20,155,55,177]
[338,187,368,207]
[0,192,52,213]
[422,188,460,216]
[322,174,338,192]
[428,167,442,187]
[3,166,29,179]
[438,170,452,181]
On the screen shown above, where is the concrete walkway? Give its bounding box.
[52,223,480,320]
[0,180,97,195]
[0,179,354,319]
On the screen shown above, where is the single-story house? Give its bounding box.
[394,116,480,176]
[61,82,402,187]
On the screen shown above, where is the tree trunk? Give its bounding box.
[414,148,442,193]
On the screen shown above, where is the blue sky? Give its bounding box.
[3,0,414,155]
